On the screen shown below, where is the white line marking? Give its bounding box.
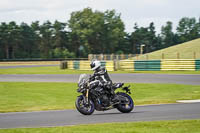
[176,99,200,103]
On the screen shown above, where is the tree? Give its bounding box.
[0,31,3,58]
[1,11,200,60]
[177,17,200,43]
[39,21,54,58]
[53,48,75,58]
[30,21,41,58]
[0,23,8,58]
[68,8,104,55]
[130,22,158,54]
[146,22,157,52]
[160,21,176,48]
[68,8,125,56]
[116,33,132,54]
[52,20,68,48]
[51,21,75,57]
[103,10,125,54]
[129,23,139,54]
[17,22,39,58]
[0,22,21,59]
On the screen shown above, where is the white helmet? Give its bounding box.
[90,60,101,70]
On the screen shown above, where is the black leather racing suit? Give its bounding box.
[92,67,115,96]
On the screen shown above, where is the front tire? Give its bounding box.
[116,92,134,113]
[75,95,95,115]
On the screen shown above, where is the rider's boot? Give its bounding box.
[110,89,119,103]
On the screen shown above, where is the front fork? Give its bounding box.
[83,89,89,105]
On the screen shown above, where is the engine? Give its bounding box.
[100,95,110,107]
[94,87,110,107]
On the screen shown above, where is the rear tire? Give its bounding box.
[116,92,134,113]
[75,95,95,115]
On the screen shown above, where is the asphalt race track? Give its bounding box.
[0,73,200,85]
[0,103,200,129]
[0,65,58,69]
[0,67,200,129]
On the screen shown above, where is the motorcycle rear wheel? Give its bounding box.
[116,92,134,113]
[75,95,95,115]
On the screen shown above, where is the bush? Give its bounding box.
[53,48,75,58]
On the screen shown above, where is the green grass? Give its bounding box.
[0,66,93,74]
[0,82,200,112]
[0,82,78,112]
[0,66,200,74]
[127,70,200,75]
[0,119,200,133]
[0,61,59,66]
[132,38,200,60]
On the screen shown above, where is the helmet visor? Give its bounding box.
[90,63,95,69]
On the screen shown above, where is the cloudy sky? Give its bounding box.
[0,0,199,33]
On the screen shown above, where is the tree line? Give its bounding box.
[0,8,200,59]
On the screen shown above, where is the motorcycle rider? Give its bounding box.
[90,60,119,103]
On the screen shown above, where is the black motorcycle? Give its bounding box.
[75,74,134,115]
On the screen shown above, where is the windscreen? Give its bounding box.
[78,74,88,86]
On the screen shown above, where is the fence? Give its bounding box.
[134,60,161,71]
[196,60,200,70]
[161,59,196,71]
[63,60,115,71]
[88,52,200,61]
[88,54,136,60]
[117,60,161,71]
[118,59,200,71]
[60,59,200,71]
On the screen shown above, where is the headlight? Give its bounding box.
[77,86,85,93]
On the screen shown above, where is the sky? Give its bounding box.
[0,0,199,33]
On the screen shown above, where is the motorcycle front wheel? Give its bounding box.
[116,92,134,113]
[75,95,95,115]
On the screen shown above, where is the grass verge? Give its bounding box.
[131,38,200,60]
[0,61,59,66]
[0,82,200,112]
[0,66,200,74]
[0,66,93,74]
[0,119,200,133]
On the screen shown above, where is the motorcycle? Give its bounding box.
[75,74,134,115]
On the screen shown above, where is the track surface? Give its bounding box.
[0,65,58,69]
[0,74,200,85]
[0,67,200,129]
[0,103,200,129]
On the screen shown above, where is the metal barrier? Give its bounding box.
[195,60,200,71]
[79,61,91,70]
[134,60,161,71]
[118,60,134,71]
[61,59,200,71]
[161,59,196,71]
[64,60,115,71]
[118,59,199,71]
[88,54,136,60]
[105,61,115,71]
